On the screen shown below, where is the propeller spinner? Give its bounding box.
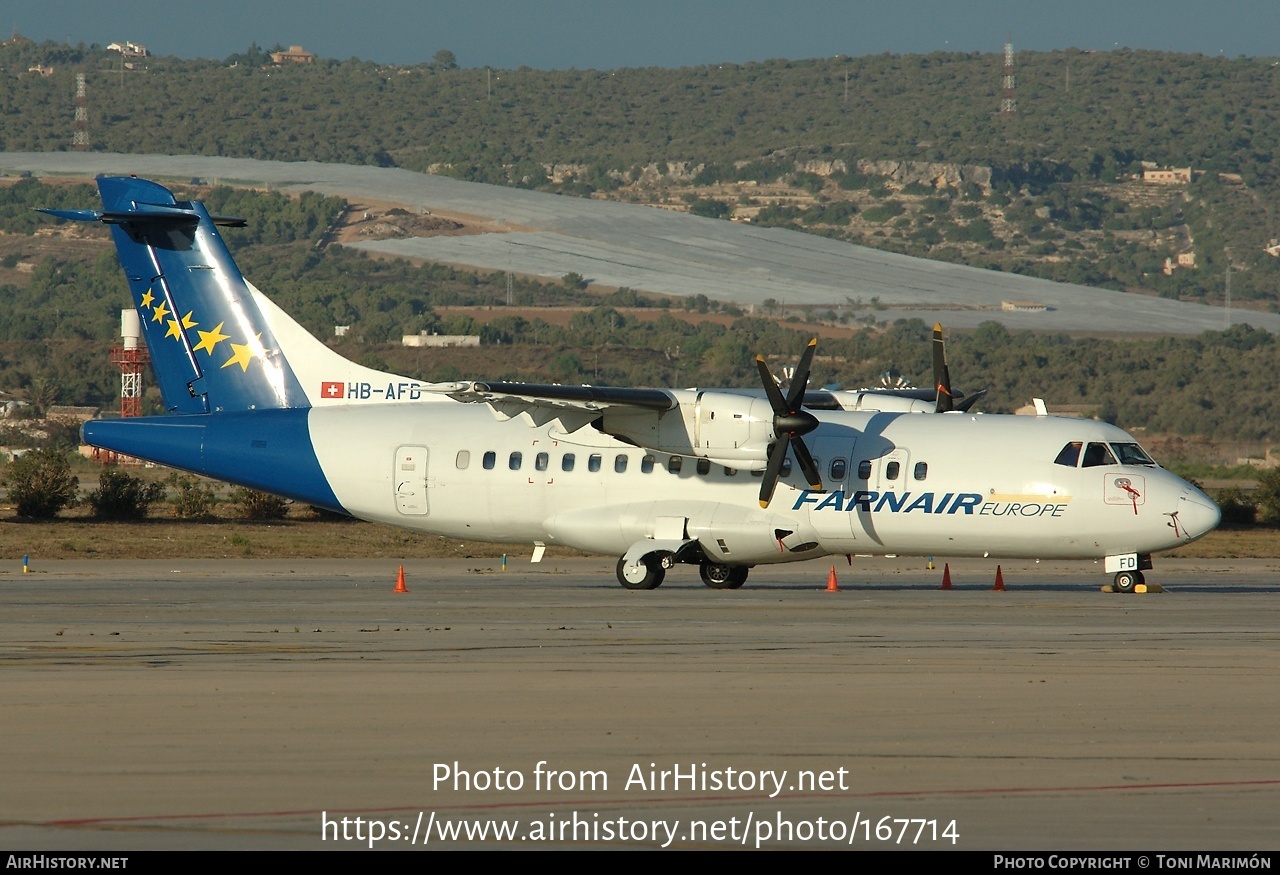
[755,338,824,508]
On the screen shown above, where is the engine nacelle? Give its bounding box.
[600,390,776,470]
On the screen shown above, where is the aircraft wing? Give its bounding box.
[439,381,677,429]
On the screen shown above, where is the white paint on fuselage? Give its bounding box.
[306,400,1218,565]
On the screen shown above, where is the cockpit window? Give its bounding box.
[1081,442,1117,468]
[1054,442,1082,467]
[1110,443,1156,466]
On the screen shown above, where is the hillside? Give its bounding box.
[0,180,1278,450]
[3,43,1280,305]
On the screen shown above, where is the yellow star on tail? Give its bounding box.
[221,341,256,371]
[164,319,183,341]
[151,301,170,323]
[139,289,154,309]
[193,322,229,355]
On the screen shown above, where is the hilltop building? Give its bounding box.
[271,45,315,64]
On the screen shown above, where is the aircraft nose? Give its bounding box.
[1176,490,1221,541]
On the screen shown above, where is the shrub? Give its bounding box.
[86,469,166,520]
[1254,468,1280,524]
[169,473,219,519]
[229,487,289,520]
[2,448,79,518]
[1215,487,1257,526]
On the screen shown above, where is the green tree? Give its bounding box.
[1,448,79,518]
[688,198,730,219]
[433,49,458,69]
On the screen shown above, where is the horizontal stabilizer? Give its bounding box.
[39,206,246,226]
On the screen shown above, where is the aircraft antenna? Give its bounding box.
[1000,34,1017,117]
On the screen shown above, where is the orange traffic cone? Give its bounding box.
[941,563,952,590]
[394,565,409,593]
[992,565,1005,591]
[825,565,840,592]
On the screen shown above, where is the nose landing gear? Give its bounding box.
[1112,570,1145,594]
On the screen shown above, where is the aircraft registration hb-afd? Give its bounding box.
[45,177,1220,592]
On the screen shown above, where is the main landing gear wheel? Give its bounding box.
[1113,570,1144,593]
[700,563,749,589]
[617,555,665,590]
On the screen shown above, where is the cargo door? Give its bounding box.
[394,445,429,515]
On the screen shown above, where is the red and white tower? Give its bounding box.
[109,309,148,418]
[102,310,149,465]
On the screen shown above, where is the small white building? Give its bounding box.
[402,333,480,348]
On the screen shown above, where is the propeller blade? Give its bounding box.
[756,338,825,506]
[758,434,792,507]
[932,322,955,413]
[785,338,818,410]
[791,436,823,492]
[755,354,787,415]
[955,388,987,413]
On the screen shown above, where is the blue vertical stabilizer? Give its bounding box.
[43,178,346,512]
[44,177,309,414]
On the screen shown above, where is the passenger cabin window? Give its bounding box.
[830,459,847,481]
[562,453,575,472]
[1111,443,1156,466]
[696,459,711,475]
[535,452,549,471]
[857,460,872,480]
[1082,442,1117,468]
[668,456,683,474]
[614,454,628,473]
[885,461,900,480]
[482,451,496,470]
[508,451,523,470]
[913,462,927,481]
[781,458,792,477]
[456,450,470,469]
[1054,442,1082,467]
[641,455,655,474]
[588,454,602,472]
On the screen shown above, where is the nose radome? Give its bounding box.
[1178,492,1221,541]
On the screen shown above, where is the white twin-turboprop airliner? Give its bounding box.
[44,177,1220,591]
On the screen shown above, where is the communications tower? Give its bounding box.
[1000,35,1017,117]
[73,70,89,150]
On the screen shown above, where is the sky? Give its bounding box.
[11,1,1280,69]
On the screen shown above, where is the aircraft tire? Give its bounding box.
[700,562,737,589]
[617,555,665,590]
[1113,570,1139,593]
[727,566,749,589]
